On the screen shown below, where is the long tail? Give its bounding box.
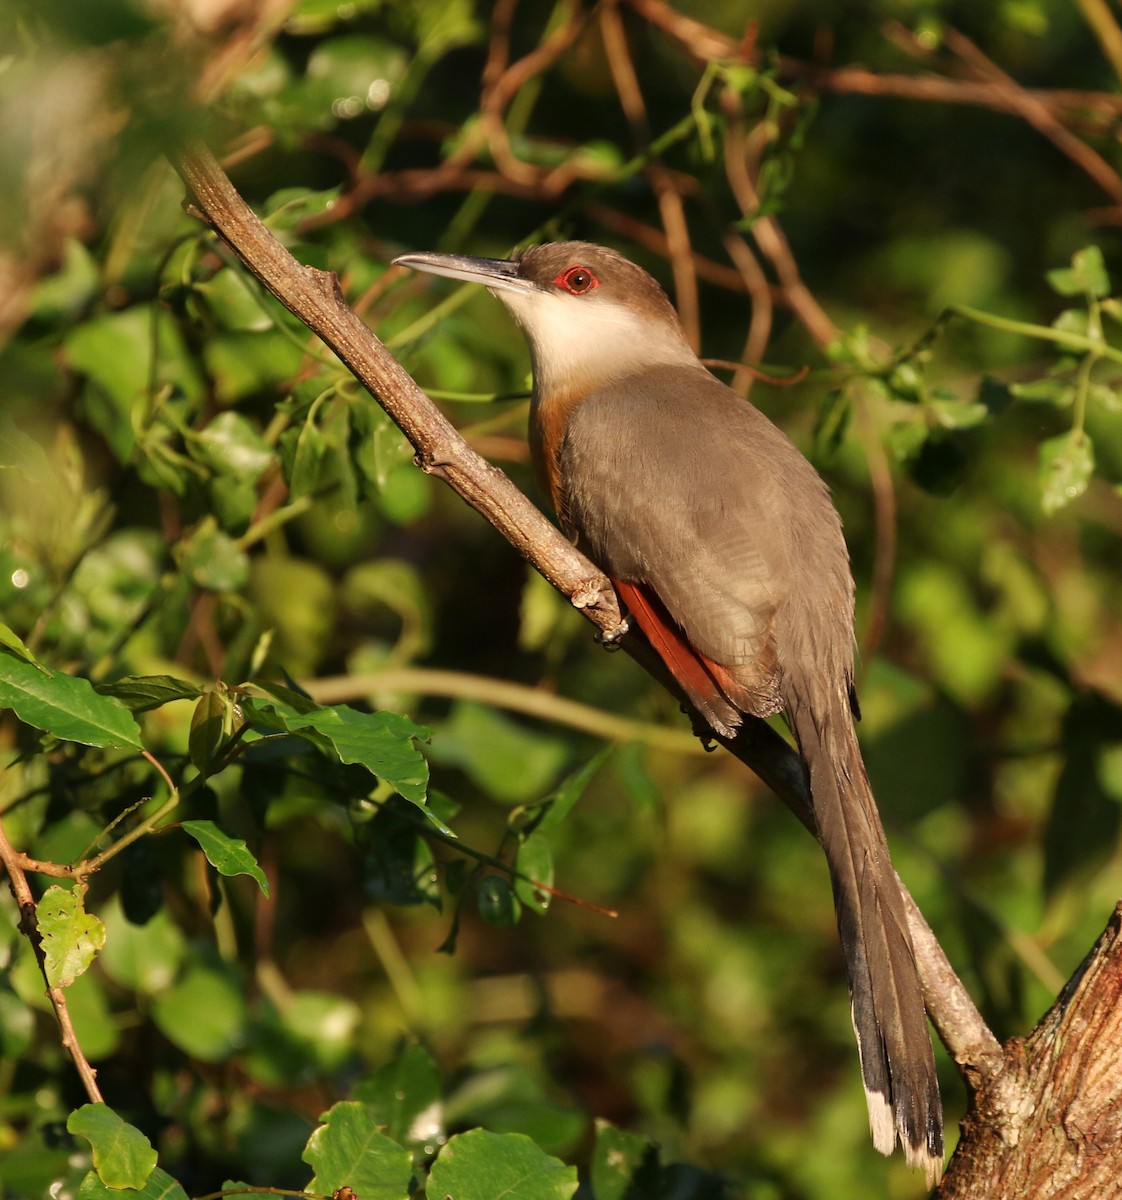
[785,679,944,1183]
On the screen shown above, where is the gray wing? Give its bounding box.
[558,366,824,672]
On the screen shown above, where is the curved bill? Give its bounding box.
[392,251,536,294]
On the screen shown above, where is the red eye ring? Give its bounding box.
[554,264,599,295]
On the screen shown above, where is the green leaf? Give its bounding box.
[38,887,107,989]
[211,473,261,534]
[302,1101,413,1199]
[264,186,345,228]
[590,1121,658,1200]
[535,748,611,835]
[1009,377,1073,406]
[99,898,186,994]
[812,389,852,463]
[476,876,521,927]
[928,397,988,430]
[1089,381,1122,412]
[67,1103,157,1190]
[244,698,431,808]
[0,650,142,749]
[0,621,45,668]
[362,796,443,908]
[1046,245,1110,298]
[96,674,202,713]
[0,410,57,483]
[428,1130,578,1200]
[194,411,275,479]
[176,521,250,592]
[514,833,553,914]
[352,1043,444,1148]
[280,413,326,501]
[151,964,248,1061]
[1039,430,1094,514]
[77,1166,188,1200]
[431,703,569,804]
[194,270,274,333]
[181,820,270,897]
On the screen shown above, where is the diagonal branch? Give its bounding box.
[0,818,104,1104]
[172,139,998,1087]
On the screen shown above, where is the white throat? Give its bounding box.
[494,289,700,398]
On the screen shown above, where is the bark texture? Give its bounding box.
[938,903,1122,1199]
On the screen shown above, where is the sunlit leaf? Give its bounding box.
[513,833,553,914]
[76,1167,187,1200]
[181,820,269,896]
[67,1104,157,1190]
[1039,430,1094,514]
[39,887,107,989]
[176,521,250,592]
[1046,245,1110,298]
[352,1043,444,1149]
[428,1130,578,1200]
[0,650,142,749]
[96,674,202,713]
[243,698,431,808]
[0,621,45,668]
[302,1101,413,1199]
[152,965,247,1061]
[591,1121,658,1200]
[195,411,275,479]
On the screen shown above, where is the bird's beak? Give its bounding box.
[392,251,537,295]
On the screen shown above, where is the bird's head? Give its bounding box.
[393,241,701,398]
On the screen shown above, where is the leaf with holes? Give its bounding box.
[39,887,107,989]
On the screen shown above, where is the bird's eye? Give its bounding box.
[554,265,599,295]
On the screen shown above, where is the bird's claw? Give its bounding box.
[680,705,718,751]
[597,616,631,650]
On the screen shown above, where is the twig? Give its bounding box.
[600,0,701,350]
[304,666,706,753]
[720,97,839,350]
[176,142,623,633]
[1077,0,1122,85]
[172,140,999,1084]
[0,816,104,1103]
[940,25,1122,211]
[629,0,1122,136]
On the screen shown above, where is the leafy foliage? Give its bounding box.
[2,3,1122,1200]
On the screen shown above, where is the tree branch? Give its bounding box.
[173,136,993,1121]
[0,817,104,1104]
[936,903,1122,1197]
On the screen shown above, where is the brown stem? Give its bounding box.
[170,141,996,1095]
[0,817,104,1104]
[177,143,621,634]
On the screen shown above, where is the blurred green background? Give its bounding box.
[2,1,1122,1197]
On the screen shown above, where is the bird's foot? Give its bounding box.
[597,616,631,650]
[682,706,719,751]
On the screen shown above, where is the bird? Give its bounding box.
[393,240,944,1179]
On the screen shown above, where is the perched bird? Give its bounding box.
[393,241,944,1178]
